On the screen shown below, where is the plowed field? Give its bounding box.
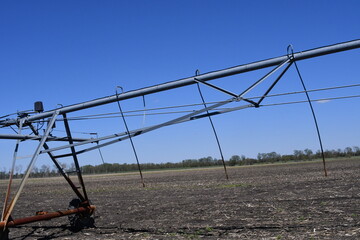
[2,158,360,239]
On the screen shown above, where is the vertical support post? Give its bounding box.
[28,125,86,202]
[1,111,59,226]
[62,113,89,202]
[1,119,25,222]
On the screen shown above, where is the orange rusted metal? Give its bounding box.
[0,205,95,230]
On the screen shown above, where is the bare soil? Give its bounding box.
[2,158,360,239]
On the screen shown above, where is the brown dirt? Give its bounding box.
[2,158,360,239]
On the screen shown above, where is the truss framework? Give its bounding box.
[0,39,359,237]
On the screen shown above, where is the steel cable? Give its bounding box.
[289,46,328,177]
[195,70,229,180]
[45,83,360,121]
[116,87,145,187]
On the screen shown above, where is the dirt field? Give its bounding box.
[1,158,360,239]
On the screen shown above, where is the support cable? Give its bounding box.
[33,83,359,122]
[195,70,229,180]
[288,45,328,177]
[40,91,359,159]
[116,87,145,188]
[57,91,360,121]
[261,94,360,107]
[1,39,360,128]
[42,98,242,158]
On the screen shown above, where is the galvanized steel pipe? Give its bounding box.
[1,39,360,125]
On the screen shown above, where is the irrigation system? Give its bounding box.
[0,39,359,239]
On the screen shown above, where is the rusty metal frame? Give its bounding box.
[0,57,293,236]
[0,205,95,229]
[0,111,93,237]
[1,111,60,232]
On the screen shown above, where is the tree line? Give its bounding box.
[0,146,359,179]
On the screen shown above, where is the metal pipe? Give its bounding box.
[0,205,95,229]
[62,113,89,201]
[0,134,90,142]
[28,124,86,202]
[2,112,59,225]
[52,105,253,158]
[1,39,359,126]
[1,119,25,222]
[257,62,294,105]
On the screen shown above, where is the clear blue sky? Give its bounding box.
[0,0,359,171]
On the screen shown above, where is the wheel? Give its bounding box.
[68,199,95,232]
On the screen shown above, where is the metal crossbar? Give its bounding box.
[0,39,359,236]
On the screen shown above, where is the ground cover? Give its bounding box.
[1,158,360,239]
